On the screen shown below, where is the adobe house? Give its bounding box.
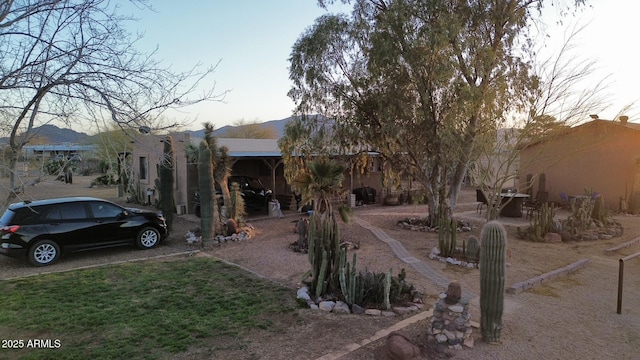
[130,133,384,215]
[519,117,640,212]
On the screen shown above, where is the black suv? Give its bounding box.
[194,175,273,216]
[0,197,168,266]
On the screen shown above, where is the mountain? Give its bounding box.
[1,116,300,145]
[31,124,91,143]
[0,124,91,145]
[184,116,293,140]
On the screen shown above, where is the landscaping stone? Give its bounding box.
[333,301,351,314]
[378,332,423,360]
[319,301,335,312]
[544,232,562,243]
[427,286,473,350]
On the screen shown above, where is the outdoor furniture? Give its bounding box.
[559,192,569,208]
[476,189,490,214]
[525,191,549,219]
[499,192,530,217]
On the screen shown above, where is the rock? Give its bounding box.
[380,332,423,360]
[444,281,462,304]
[448,305,464,313]
[544,232,562,243]
[446,257,461,265]
[226,218,238,236]
[365,309,381,316]
[351,303,365,315]
[318,301,335,312]
[332,301,351,314]
[382,311,396,317]
[463,336,475,348]
[443,329,456,340]
[296,287,310,301]
[392,306,413,315]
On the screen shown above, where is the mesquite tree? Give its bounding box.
[286,0,587,224]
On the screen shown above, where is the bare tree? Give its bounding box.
[470,24,618,220]
[0,0,226,206]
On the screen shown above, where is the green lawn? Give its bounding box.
[0,257,298,360]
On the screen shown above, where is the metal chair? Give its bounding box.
[525,191,549,219]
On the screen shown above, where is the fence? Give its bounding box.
[617,250,640,314]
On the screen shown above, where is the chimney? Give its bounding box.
[620,115,629,125]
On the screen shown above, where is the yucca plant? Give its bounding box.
[198,141,217,248]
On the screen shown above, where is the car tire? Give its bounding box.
[136,227,160,249]
[29,239,60,266]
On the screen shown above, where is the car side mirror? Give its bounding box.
[118,210,128,219]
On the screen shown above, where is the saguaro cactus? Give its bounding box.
[480,221,507,343]
[198,141,216,248]
[159,135,175,232]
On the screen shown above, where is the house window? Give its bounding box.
[139,156,148,180]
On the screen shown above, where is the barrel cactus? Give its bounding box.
[480,221,507,343]
[466,235,480,262]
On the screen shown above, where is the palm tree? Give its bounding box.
[293,158,347,217]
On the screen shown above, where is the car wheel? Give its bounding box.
[29,240,60,266]
[136,227,160,249]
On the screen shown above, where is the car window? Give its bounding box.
[46,203,88,220]
[0,209,17,225]
[89,202,122,218]
[7,205,56,225]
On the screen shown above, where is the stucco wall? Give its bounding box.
[519,121,640,210]
[131,132,190,212]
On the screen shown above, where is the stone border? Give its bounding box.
[507,258,590,294]
[605,236,640,254]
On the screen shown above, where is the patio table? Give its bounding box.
[499,193,530,217]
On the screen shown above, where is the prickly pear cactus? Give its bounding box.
[480,221,507,343]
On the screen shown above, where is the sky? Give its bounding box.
[125,1,639,130]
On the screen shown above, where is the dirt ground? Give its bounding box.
[2,176,640,359]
